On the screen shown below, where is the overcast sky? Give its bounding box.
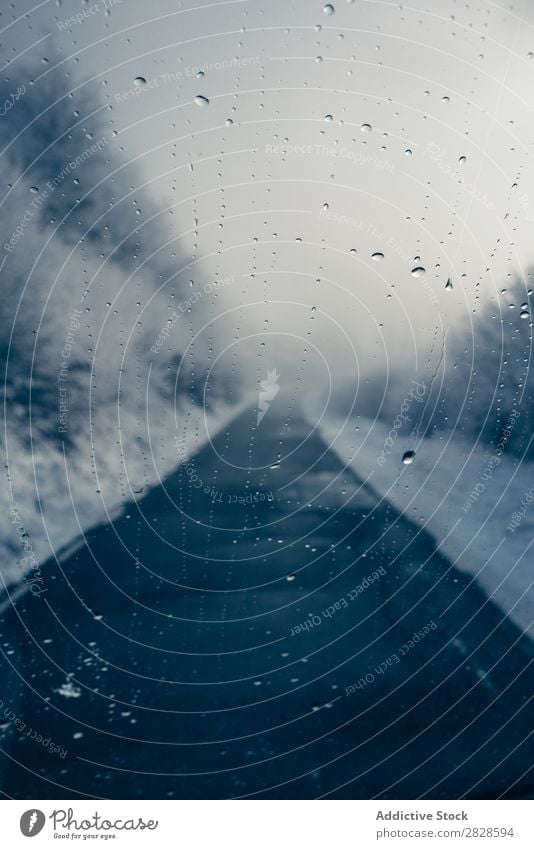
[4,0,534,393]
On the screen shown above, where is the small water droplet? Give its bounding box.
[402,450,416,464]
[520,310,530,320]
[323,3,335,14]
[445,278,453,290]
[30,186,39,194]
[411,266,426,277]
[194,95,210,106]
[404,149,412,156]
[324,114,333,122]
[133,77,146,87]
[361,123,372,132]
[57,681,81,699]
[371,252,384,261]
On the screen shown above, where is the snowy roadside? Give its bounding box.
[303,403,534,637]
[1,399,249,595]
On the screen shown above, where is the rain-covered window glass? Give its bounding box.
[1,0,533,805]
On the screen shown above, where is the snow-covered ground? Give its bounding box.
[303,403,534,637]
[0,67,248,592]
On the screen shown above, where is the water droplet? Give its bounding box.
[361,123,372,132]
[442,95,450,103]
[324,114,333,122]
[30,186,39,194]
[371,252,384,261]
[459,155,467,164]
[323,3,335,14]
[520,310,530,320]
[404,149,412,156]
[402,450,416,464]
[194,95,210,106]
[225,118,234,126]
[133,77,146,87]
[411,266,426,277]
[57,681,81,699]
[196,70,205,79]
[445,278,453,290]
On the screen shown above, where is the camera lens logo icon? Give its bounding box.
[20,810,46,837]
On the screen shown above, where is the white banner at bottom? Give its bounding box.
[1,800,531,848]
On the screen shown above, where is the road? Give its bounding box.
[0,399,532,799]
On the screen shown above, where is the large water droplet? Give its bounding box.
[323,3,335,14]
[445,278,453,290]
[134,77,146,87]
[195,95,210,106]
[371,252,384,261]
[361,123,372,132]
[411,266,426,277]
[402,450,416,464]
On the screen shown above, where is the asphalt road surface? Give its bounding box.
[0,400,532,799]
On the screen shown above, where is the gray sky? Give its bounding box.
[6,0,534,389]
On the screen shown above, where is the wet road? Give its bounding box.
[0,401,532,799]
